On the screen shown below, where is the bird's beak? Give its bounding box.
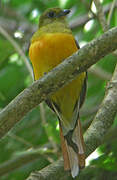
[58,9,70,17]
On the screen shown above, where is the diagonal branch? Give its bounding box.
[0,27,117,140]
[0,148,52,177]
[26,158,70,180]
[84,63,117,156]
[94,0,109,31]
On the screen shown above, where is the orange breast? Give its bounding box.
[29,32,86,123]
[29,33,77,80]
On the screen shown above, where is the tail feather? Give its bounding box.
[59,119,85,178]
[59,125,70,170]
[65,140,79,178]
[72,119,85,168]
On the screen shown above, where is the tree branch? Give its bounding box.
[94,0,109,31]
[0,148,52,177]
[0,27,117,139]
[26,158,71,180]
[84,63,117,156]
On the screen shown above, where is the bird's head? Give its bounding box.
[39,7,70,28]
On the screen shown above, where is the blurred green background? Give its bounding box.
[0,0,117,179]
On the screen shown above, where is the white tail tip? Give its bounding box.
[71,164,79,178]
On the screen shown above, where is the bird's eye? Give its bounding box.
[47,11,55,18]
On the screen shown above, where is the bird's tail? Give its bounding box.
[59,119,85,178]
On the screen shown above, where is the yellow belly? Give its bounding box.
[29,32,86,121]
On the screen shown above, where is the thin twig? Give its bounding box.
[94,0,109,31]
[89,66,112,80]
[107,0,116,26]
[8,132,34,148]
[39,103,58,153]
[0,25,33,79]
[94,0,117,58]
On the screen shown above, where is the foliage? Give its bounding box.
[0,0,117,179]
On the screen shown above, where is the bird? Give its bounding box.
[29,7,87,178]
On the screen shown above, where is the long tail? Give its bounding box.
[59,119,85,178]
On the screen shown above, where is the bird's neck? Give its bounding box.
[31,21,72,42]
